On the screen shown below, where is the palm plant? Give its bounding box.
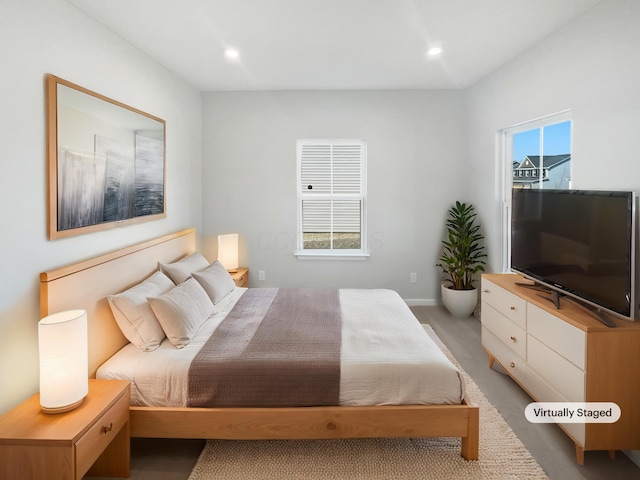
[436,201,487,290]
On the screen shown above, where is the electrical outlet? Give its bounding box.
[410,272,417,283]
[258,270,265,281]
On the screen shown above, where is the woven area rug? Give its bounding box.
[188,325,548,480]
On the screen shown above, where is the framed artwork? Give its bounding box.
[46,74,166,239]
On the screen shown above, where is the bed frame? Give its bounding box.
[40,228,479,460]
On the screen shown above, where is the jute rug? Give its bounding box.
[188,325,549,479]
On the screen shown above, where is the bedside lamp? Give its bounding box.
[218,233,239,272]
[38,309,88,414]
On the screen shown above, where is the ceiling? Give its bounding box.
[65,0,603,91]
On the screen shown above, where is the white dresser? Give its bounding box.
[481,273,640,464]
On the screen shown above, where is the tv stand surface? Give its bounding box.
[535,290,562,310]
[514,280,617,327]
[514,280,551,293]
[561,297,617,328]
[481,273,640,464]
[515,280,562,308]
[514,280,564,308]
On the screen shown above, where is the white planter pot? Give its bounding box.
[441,284,478,317]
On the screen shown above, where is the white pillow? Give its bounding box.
[192,260,236,304]
[159,252,209,284]
[147,278,216,348]
[107,271,175,351]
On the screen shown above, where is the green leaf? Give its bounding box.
[436,202,486,290]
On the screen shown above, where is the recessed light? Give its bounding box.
[427,46,442,57]
[224,48,239,59]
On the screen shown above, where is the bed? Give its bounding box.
[39,228,479,460]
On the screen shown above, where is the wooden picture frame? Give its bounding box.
[46,74,166,240]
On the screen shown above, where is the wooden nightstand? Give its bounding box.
[0,379,130,480]
[230,267,249,287]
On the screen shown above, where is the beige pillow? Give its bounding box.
[148,278,216,348]
[107,271,175,351]
[159,252,209,284]
[192,260,236,304]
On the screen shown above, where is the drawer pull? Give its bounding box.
[510,306,516,311]
[509,362,516,368]
[510,336,517,342]
[483,289,490,293]
[102,423,113,434]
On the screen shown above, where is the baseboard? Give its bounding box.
[403,299,439,306]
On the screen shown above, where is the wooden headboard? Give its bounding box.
[40,228,196,377]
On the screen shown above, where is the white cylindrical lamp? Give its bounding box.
[218,233,239,272]
[38,309,89,414]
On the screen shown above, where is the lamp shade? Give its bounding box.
[218,233,239,271]
[38,309,88,414]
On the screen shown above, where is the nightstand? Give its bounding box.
[230,267,249,287]
[0,379,130,480]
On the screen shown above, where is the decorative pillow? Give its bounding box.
[107,271,175,351]
[147,278,216,348]
[192,260,236,304]
[159,252,209,284]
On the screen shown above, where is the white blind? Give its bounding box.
[302,200,361,233]
[332,144,362,194]
[333,200,361,232]
[300,143,362,195]
[302,200,331,231]
[297,139,366,251]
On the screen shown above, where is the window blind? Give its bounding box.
[297,139,366,254]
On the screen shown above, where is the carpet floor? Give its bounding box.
[187,325,548,480]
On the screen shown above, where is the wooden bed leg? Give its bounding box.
[488,354,495,369]
[575,444,584,465]
[608,450,616,461]
[460,405,480,460]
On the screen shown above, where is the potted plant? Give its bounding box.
[436,201,487,317]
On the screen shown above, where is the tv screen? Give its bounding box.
[511,189,635,320]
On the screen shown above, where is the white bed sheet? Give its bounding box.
[97,288,465,407]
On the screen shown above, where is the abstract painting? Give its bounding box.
[47,74,166,239]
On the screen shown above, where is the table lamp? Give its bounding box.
[218,233,239,272]
[38,309,88,414]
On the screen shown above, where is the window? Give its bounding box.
[499,111,572,270]
[296,139,367,258]
[511,120,571,190]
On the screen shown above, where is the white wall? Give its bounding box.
[201,90,467,301]
[465,0,640,277]
[0,0,202,414]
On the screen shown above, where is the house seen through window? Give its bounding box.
[296,139,367,258]
[512,120,572,190]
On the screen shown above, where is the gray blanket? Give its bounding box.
[187,288,342,407]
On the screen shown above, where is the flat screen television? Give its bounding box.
[510,188,636,322]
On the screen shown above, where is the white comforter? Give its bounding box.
[97,288,465,407]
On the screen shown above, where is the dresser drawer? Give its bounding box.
[481,278,527,329]
[481,303,527,359]
[522,363,586,445]
[482,326,528,379]
[527,334,585,401]
[528,303,585,369]
[75,389,129,477]
[483,325,586,444]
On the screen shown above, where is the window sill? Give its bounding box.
[294,251,370,261]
